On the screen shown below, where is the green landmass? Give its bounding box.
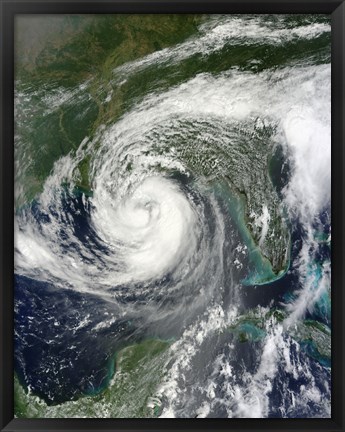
[15,14,331,279]
[15,339,170,418]
[224,307,331,362]
[15,14,204,203]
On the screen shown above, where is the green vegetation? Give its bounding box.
[225,308,331,362]
[16,15,204,86]
[15,14,294,281]
[15,339,170,418]
[15,15,204,204]
[14,14,332,418]
[15,14,331,206]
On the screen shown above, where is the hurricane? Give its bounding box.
[14,14,331,418]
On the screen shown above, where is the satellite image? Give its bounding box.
[14,14,331,418]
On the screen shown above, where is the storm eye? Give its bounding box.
[13,13,331,419]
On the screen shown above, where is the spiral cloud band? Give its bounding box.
[14,14,331,418]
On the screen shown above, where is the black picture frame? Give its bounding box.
[1,0,344,431]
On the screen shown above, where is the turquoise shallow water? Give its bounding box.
[213,180,290,286]
[14,14,331,418]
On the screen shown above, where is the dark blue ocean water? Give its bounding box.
[15,274,138,403]
[14,186,331,408]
